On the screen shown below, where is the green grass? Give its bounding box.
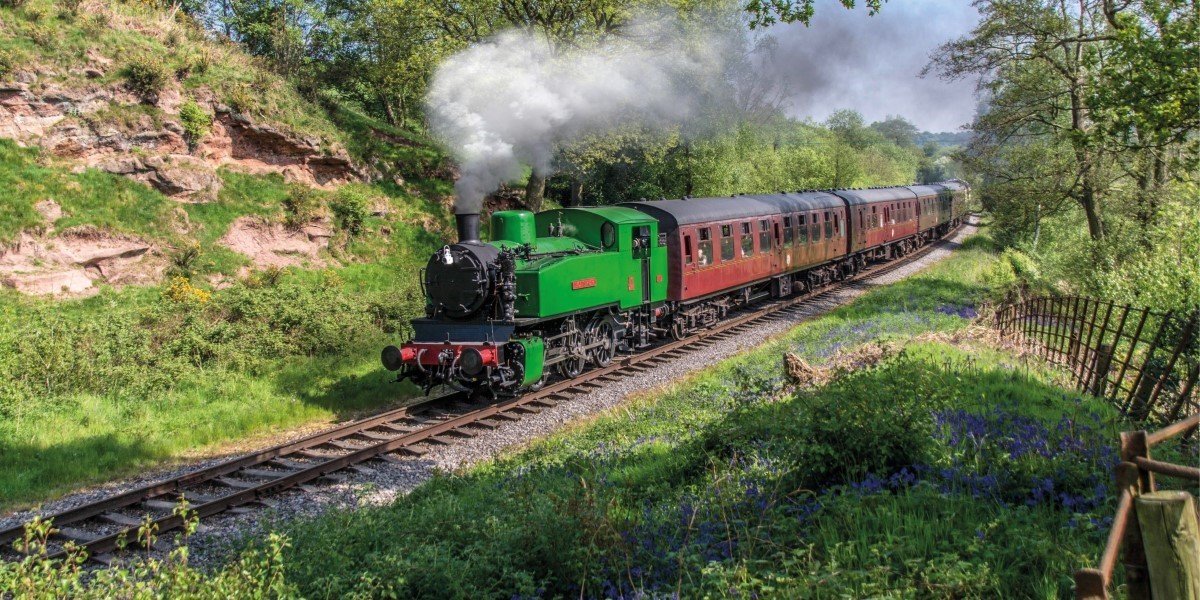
[0,140,177,243]
[0,333,410,507]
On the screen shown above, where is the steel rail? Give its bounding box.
[2,220,969,563]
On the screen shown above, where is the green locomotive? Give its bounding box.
[382,208,667,393]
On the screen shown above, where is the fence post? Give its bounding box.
[1092,344,1115,398]
[1075,568,1107,600]
[1134,491,1200,600]
[1117,462,1153,599]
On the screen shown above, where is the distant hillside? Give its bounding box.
[916,131,972,148]
[0,0,453,296]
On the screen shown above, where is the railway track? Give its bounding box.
[0,222,967,564]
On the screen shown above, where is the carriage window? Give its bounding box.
[741,222,751,235]
[871,206,878,228]
[835,214,843,237]
[811,214,821,243]
[697,228,713,267]
[784,225,793,247]
[684,235,694,265]
[797,215,807,244]
[824,211,833,239]
[760,226,771,251]
[741,228,754,257]
[784,216,792,227]
[721,230,735,261]
[760,219,769,231]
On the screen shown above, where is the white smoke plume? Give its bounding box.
[426,19,725,214]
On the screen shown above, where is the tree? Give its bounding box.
[927,0,1115,241]
[742,0,883,29]
[870,115,919,148]
[1090,0,1199,234]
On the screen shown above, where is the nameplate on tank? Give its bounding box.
[572,277,598,290]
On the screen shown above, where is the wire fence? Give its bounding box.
[993,297,1199,425]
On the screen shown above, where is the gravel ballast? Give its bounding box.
[2,219,979,567]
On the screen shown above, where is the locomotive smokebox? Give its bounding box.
[456,212,481,244]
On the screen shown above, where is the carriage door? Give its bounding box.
[633,225,652,303]
[773,220,783,269]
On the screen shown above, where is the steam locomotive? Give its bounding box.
[381,181,968,395]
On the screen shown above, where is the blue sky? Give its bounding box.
[765,0,981,132]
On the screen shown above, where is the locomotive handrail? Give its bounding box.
[1074,414,1200,600]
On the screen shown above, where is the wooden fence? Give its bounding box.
[993,297,1199,425]
[1074,415,1200,600]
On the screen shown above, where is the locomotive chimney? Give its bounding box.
[455,211,481,244]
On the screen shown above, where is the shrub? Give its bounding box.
[226,84,256,115]
[283,183,322,228]
[81,10,107,34]
[189,48,212,74]
[166,242,203,278]
[177,98,210,146]
[124,56,169,99]
[161,276,210,304]
[1,0,28,8]
[57,0,82,17]
[244,265,287,288]
[330,186,370,236]
[0,50,15,81]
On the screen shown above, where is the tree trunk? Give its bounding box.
[525,173,546,213]
[1080,184,1104,241]
[568,178,584,206]
[379,94,397,126]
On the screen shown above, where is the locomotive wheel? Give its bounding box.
[528,375,546,392]
[555,321,586,378]
[587,319,617,367]
[670,319,689,341]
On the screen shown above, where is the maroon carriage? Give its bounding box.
[623,192,850,337]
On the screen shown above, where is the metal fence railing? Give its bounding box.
[994,297,1199,425]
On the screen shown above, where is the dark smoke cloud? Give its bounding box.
[765,0,979,132]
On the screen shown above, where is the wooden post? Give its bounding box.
[1117,462,1153,600]
[1135,491,1200,600]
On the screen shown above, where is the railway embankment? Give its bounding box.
[9,221,1189,597]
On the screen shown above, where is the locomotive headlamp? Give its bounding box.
[460,347,485,376]
[438,246,454,265]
